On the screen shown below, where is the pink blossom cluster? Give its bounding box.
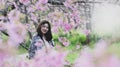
[58,37,70,46]
[74,40,120,67]
[0,46,67,67]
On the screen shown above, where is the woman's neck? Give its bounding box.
[43,35,46,40]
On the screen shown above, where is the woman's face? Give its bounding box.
[41,23,49,34]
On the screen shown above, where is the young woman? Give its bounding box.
[28,20,54,59]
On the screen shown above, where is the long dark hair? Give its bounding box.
[37,20,52,42]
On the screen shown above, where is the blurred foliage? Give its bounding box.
[52,30,87,50]
[108,42,120,58]
[18,45,28,54]
[0,32,9,42]
[66,51,79,64]
[18,33,31,54]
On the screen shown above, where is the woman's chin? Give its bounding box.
[42,32,47,34]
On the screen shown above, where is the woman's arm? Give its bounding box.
[28,35,37,59]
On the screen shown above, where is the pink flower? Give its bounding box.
[45,50,66,67]
[6,23,26,46]
[30,13,38,22]
[98,55,120,67]
[52,26,59,33]
[0,22,6,31]
[63,2,71,8]
[55,45,62,49]
[63,42,70,47]
[58,37,70,46]
[58,37,63,43]
[34,40,43,46]
[82,29,90,36]
[33,50,67,67]
[35,3,43,10]
[69,10,81,23]
[35,0,48,11]
[0,44,14,67]
[74,48,95,67]
[8,10,20,23]
[0,53,6,66]
[0,16,4,20]
[27,5,36,13]
[63,23,72,33]
[38,0,48,4]
[63,0,72,8]
[19,0,30,5]
[93,40,108,58]
[17,61,29,67]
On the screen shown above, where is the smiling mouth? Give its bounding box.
[43,30,47,33]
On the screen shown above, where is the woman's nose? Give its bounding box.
[44,27,48,30]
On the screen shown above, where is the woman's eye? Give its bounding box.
[42,26,45,27]
[43,26,48,28]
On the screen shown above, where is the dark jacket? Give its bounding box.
[28,34,54,59]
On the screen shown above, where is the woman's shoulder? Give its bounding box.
[32,33,41,40]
